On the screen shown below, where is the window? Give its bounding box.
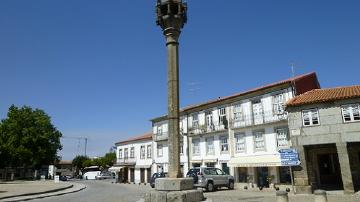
[147,145,152,158]
[220,136,229,152]
[157,144,163,157]
[180,142,184,155]
[206,137,214,155]
[192,113,199,128]
[302,109,320,126]
[192,139,200,155]
[254,131,265,151]
[235,133,246,153]
[119,149,123,159]
[273,93,285,114]
[130,147,135,158]
[124,148,128,159]
[342,104,360,122]
[206,162,215,168]
[205,111,213,128]
[218,107,227,125]
[233,104,244,121]
[276,128,289,148]
[140,146,145,159]
[157,126,163,135]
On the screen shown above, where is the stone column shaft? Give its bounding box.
[336,142,355,193]
[166,29,181,178]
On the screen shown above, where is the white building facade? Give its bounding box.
[115,133,153,184]
[151,72,320,188]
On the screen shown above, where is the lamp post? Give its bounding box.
[156,0,187,178]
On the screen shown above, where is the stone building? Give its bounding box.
[286,86,360,193]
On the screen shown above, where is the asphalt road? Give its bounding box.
[31,179,152,202]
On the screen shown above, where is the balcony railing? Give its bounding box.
[188,121,227,135]
[116,157,136,165]
[154,132,169,141]
[231,110,287,129]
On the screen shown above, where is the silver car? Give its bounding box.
[186,167,234,192]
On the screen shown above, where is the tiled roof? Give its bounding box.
[115,132,152,145]
[181,72,318,111]
[286,85,360,107]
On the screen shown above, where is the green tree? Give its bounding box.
[0,105,62,169]
[72,155,89,174]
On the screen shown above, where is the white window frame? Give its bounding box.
[205,111,213,128]
[157,126,163,136]
[302,109,320,126]
[273,93,285,114]
[233,104,244,121]
[157,144,163,157]
[341,104,360,123]
[218,107,226,125]
[124,148,128,159]
[192,138,200,155]
[140,145,145,159]
[276,128,289,148]
[192,113,199,128]
[206,137,214,155]
[220,136,229,152]
[235,133,246,153]
[253,131,265,151]
[147,145,152,159]
[119,149,123,159]
[130,147,135,158]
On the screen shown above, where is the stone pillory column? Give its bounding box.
[148,1,205,201]
[156,0,187,179]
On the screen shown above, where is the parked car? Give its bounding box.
[95,171,115,180]
[186,167,234,192]
[150,172,168,188]
[59,175,68,181]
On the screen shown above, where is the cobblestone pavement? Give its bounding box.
[203,188,360,202]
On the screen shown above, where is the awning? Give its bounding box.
[135,165,151,169]
[228,154,281,167]
[108,166,123,172]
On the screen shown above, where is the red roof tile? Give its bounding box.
[286,85,360,107]
[182,72,317,111]
[115,132,152,145]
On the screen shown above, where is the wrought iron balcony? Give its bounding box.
[231,110,288,129]
[188,121,228,135]
[116,157,136,165]
[154,131,169,141]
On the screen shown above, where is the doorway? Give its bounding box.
[140,168,145,183]
[130,168,135,182]
[256,167,269,188]
[317,153,343,189]
[146,168,151,183]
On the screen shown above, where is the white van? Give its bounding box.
[82,166,101,180]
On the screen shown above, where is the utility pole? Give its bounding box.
[62,136,89,157]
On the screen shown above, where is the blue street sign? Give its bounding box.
[279,149,300,166]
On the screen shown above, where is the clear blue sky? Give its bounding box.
[1,0,359,160]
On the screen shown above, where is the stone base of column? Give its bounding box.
[294,185,312,194]
[142,178,205,202]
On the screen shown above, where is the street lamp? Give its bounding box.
[156,0,187,178]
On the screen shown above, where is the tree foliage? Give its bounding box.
[0,105,62,168]
[72,155,89,173]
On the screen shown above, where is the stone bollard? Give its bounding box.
[314,190,327,202]
[276,191,289,202]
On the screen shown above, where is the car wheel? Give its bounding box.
[228,180,234,190]
[85,176,88,180]
[206,182,214,192]
[151,184,155,188]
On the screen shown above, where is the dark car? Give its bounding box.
[150,172,168,188]
[59,175,68,181]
